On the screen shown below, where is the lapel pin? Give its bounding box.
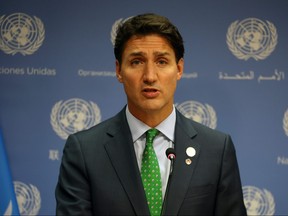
[185,158,192,165]
[186,147,196,157]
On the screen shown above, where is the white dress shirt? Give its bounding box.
[125,106,176,199]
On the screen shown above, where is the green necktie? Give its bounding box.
[141,128,163,216]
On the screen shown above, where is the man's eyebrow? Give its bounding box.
[153,51,171,57]
[128,51,145,57]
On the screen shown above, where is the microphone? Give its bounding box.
[166,148,176,161]
[166,148,176,174]
[162,148,176,216]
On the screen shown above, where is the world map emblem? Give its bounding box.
[176,100,217,129]
[0,13,45,55]
[242,185,275,215]
[13,181,41,216]
[110,16,132,46]
[51,98,101,139]
[226,18,277,61]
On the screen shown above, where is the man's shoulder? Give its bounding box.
[73,108,126,139]
[176,110,229,138]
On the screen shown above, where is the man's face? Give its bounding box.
[116,34,184,121]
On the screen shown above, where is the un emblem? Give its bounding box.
[0,13,45,55]
[283,109,288,137]
[51,98,101,139]
[243,185,275,215]
[14,181,41,215]
[110,17,132,46]
[176,100,217,129]
[227,18,277,61]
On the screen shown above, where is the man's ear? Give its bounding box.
[177,58,184,80]
[115,60,123,83]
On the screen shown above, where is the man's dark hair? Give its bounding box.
[114,13,184,64]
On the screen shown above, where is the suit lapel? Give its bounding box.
[163,111,200,215]
[103,109,150,215]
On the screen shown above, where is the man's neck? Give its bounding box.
[127,105,174,128]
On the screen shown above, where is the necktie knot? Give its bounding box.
[146,128,158,144]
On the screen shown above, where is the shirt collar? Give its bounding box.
[126,106,176,142]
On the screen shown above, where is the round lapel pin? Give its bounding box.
[186,147,196,157]
[185,158,192,165]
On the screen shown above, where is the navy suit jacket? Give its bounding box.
[55,107,247,215]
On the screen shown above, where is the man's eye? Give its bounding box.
[158,59,168,65]
[131,59,142,65]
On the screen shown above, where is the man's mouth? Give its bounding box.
[142,88,159,98]
[143,88,157,92]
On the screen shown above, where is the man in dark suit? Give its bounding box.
[55,13,247,215]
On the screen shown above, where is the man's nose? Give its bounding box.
[143,62,157,83]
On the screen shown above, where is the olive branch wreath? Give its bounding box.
[226,20,277,61]
[0,15,45,55]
